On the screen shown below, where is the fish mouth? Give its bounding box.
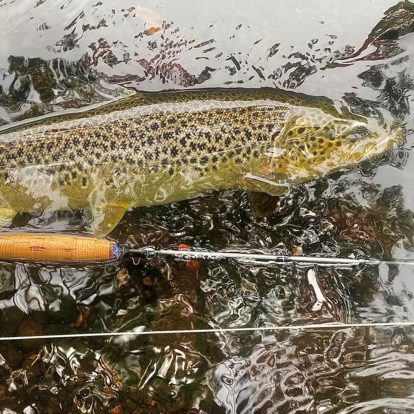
[353,125,404,161]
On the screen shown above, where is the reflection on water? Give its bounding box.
[0,0,414,412]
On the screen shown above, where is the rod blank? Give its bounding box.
[131,247,414,267]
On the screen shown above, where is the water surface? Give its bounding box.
[1,1,414,412]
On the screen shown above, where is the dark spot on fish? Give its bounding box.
[163,131,174,140]
[200,156,208,165]
[298,127,305,134]
[150,122,159,131]
[244,129,253,140]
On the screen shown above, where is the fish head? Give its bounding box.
[272,107,404,181]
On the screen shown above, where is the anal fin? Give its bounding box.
[0,207,17,228]
[86,201,130,236]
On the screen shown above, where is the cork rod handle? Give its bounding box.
[0,233,120,263]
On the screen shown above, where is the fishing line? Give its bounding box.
[1,321,414,342]
[1,233,413,343]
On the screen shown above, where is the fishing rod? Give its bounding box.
[0,232,413,266]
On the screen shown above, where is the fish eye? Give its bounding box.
[346,125,370,141]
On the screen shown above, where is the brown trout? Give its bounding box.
[0,88,403,235]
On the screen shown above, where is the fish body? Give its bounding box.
[0,88,403,235]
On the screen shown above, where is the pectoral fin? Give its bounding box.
[0,207,17,228]
[242,173,290,197]
[86,201,130,236]
[247,192,280,218]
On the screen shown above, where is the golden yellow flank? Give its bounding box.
[0,88,403,235]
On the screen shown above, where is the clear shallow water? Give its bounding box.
[0,0,414,412]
